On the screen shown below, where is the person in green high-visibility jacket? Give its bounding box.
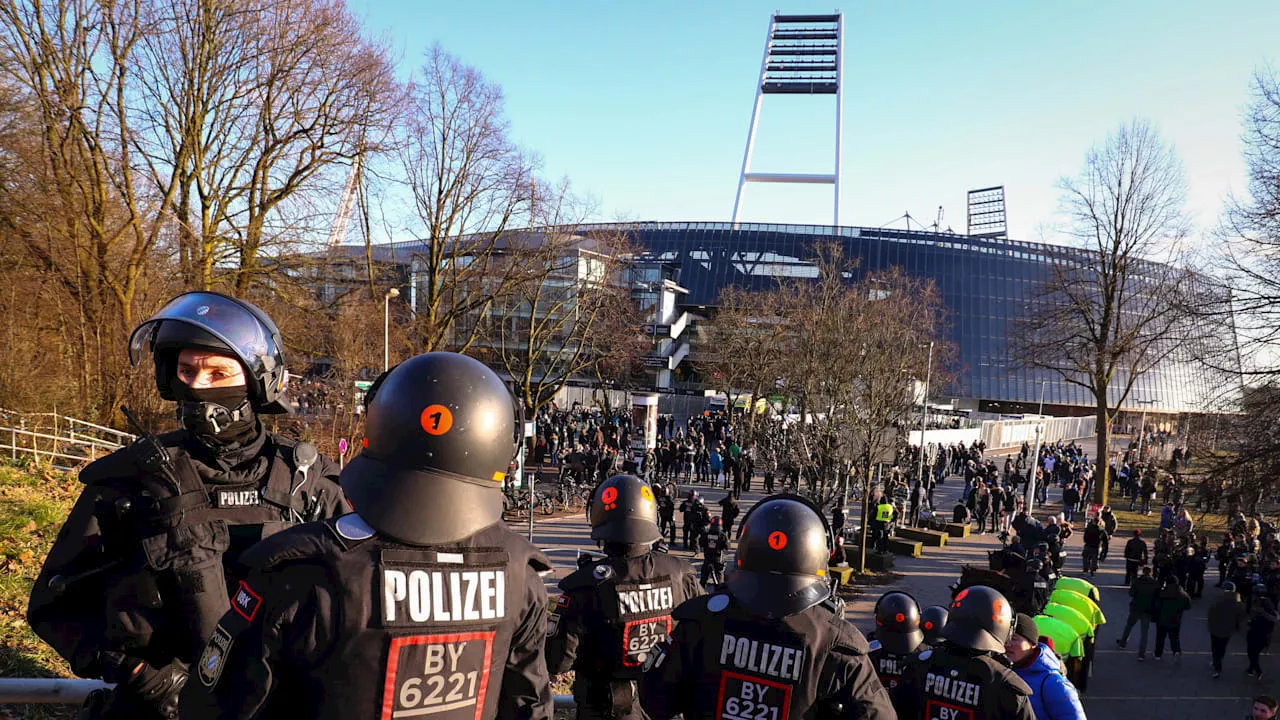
[1035,614,1088,687]
[1050,588,1106,629]
[871,491,895,552]
[1056,576,1101,605]
[1043,601,1097,692]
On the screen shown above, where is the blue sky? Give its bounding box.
[349,1,1277,243]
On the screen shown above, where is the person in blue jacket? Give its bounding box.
[1005,613,1088,720]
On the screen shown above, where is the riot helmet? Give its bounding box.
[920,605,949,646]
[726,494,832,619]
[129,291,291,414]
[589,474,661,545]
[341,352,518,545]
[943,585,1013,653]
[873,591,924,654]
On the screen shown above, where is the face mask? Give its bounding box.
[171,382,256,445]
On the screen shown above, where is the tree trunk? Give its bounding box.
[858,455,871,573]
[1093,397,1111,506]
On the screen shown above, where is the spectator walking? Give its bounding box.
[1208,581,1246,678]
[1118,565,1159,659]
[1246,588,1277,680]
[1154,575,1192,661]
[1124,529,1149,586]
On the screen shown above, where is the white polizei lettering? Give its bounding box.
[617,586,675,616]
[722,634,803,682]
[432,572,450,622]
[383,570,407,623]
[409,571,431,622]
[480,571,497,620]
[385,569,506,624]
[218,490,260,506]
[924,673,981,706]
[463,573,480,621]
[450,572,463,621]
[495,570,505,618]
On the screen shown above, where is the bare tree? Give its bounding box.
[1016,120,1196,506]
[697,285,788,446]
[392,45,535,353]
[0,0,184,418]
[1215,69,1280,383]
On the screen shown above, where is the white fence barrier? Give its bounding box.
[906,427,983,448]
[979,416,1097,450]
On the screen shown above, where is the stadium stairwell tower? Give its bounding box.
[732,12,845,226]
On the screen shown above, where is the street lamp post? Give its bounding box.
[1025,423,1044,516]
[916,341,934,517]
[384,287,400,371]
[1037,380,1047,417]
[1134,398,1158,462]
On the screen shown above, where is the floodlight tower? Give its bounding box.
[732,12,844,226]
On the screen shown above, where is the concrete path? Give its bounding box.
[513,470,1276,719]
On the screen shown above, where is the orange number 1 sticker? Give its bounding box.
[420,405,453,435]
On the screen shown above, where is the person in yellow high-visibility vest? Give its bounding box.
[873,492,895,553]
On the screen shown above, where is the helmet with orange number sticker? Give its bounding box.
[943,584,1014,653]
[920,605,950,645]
[341,352,519,546]
[727,495,832,619]
[874,591,924,654]
[589,474,661,544]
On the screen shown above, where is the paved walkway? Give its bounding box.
[516,470,1276,720]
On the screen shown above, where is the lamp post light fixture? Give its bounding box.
[384,287,400,372]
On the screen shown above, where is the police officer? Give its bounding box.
[546,473,701,720]
[868,591,929,697]
[873,493,895,553]
[28,291,348,720]
[640,495,896,720]
[920,605,949,646]
[895,585,1035,719]
[180,352,554,720]
[701,517,729,587]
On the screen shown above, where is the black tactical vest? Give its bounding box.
[911,646,1032,720]
[245,519,551,720]
[868,640,925,693]
[558,553,697,683]
[674,594,856,720]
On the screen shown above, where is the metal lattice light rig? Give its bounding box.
[732,12,845,226]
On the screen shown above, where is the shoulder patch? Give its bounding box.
[231,580,263,622]
[593,564,615,581]
[918,649,933,661]
[335,513,376,541]
[707,594,730,613]
[868,639,882,652]
[198,625,234,687]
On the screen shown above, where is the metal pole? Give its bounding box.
[1136,408,1147,462]
[383,294,390,372]
[731,15,775,223]
[1037,380,1046,417]
[916,342,933,499]
[833,12,844,226]
[1025,424,1043,516]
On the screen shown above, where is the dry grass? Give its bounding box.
[0,462,81,719]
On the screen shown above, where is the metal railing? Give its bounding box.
[0,679,577,708]
[0,425,125,469]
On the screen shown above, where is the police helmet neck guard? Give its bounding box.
[340,352,519,546]
[590,474,661,545]
[129,291,291,414]
[874,591,924,654]
[726,494,832,620]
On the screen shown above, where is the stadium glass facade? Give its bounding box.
[578,221,1217,415]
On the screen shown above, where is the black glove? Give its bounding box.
[128,660,189,719]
